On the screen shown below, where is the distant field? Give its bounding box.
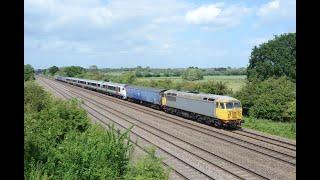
[138,75,247,92]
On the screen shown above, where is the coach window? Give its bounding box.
[203,98,208,101]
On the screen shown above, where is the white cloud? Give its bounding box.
[185,3,250,30]
[186,4,222,24]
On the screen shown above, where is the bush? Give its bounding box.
[24,64,35,81]
[235,77,296,121]
[24,81,50,112]
[44,125,133,179]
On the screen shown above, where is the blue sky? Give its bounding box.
[24,0,296,69]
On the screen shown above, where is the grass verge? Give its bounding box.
[242,117,296,140]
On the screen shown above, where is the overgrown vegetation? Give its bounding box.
[24,81,170,179]
[24,64,35,81]
[235,77,296,122]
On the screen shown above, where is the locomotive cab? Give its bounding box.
[215,100,243,127]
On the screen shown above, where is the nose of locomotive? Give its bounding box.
[227,109,242,120]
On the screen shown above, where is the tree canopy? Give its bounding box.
[59,66,87,77]
[247,33,296,82]
[48,66,59,75]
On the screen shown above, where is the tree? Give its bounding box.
[24,64,35,81]
[60,66,86,77]
[48,66,59,75]
[247,33,296,82]
[181,67,204,81]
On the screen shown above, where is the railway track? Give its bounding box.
[233,129,296,150]
[43,76,296,166]
[37,76,296,179]
[38,77,278,179]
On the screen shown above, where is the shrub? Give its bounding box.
[24,81,50,112]
[235,77,296,121]
[45,125,133,179]
[24,64,35,81]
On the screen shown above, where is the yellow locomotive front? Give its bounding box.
[215,100,243,127]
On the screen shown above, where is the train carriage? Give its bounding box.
[104,82,127,99]
[126,85,166,107]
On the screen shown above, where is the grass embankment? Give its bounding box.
[24,81,170,179]
[242,117,296,140]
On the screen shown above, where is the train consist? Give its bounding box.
[55,76,243,128]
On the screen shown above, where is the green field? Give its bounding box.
[138,75,247,92]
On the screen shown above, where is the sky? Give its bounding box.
[24,0,296,69]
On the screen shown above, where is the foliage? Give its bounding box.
[247,33,296,82]
[125,147,170,180]
[181,67,204,81]
[57,66,87,77]
[24,81,50,112]
[24,81,168,179]
[44,125,133,179]
[235,77,296,121]
[243,117,296,139]
[119,72,138,84]
[48,66,59,75]
[24,64,35,81]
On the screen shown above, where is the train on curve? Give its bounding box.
[55,76,244,128]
